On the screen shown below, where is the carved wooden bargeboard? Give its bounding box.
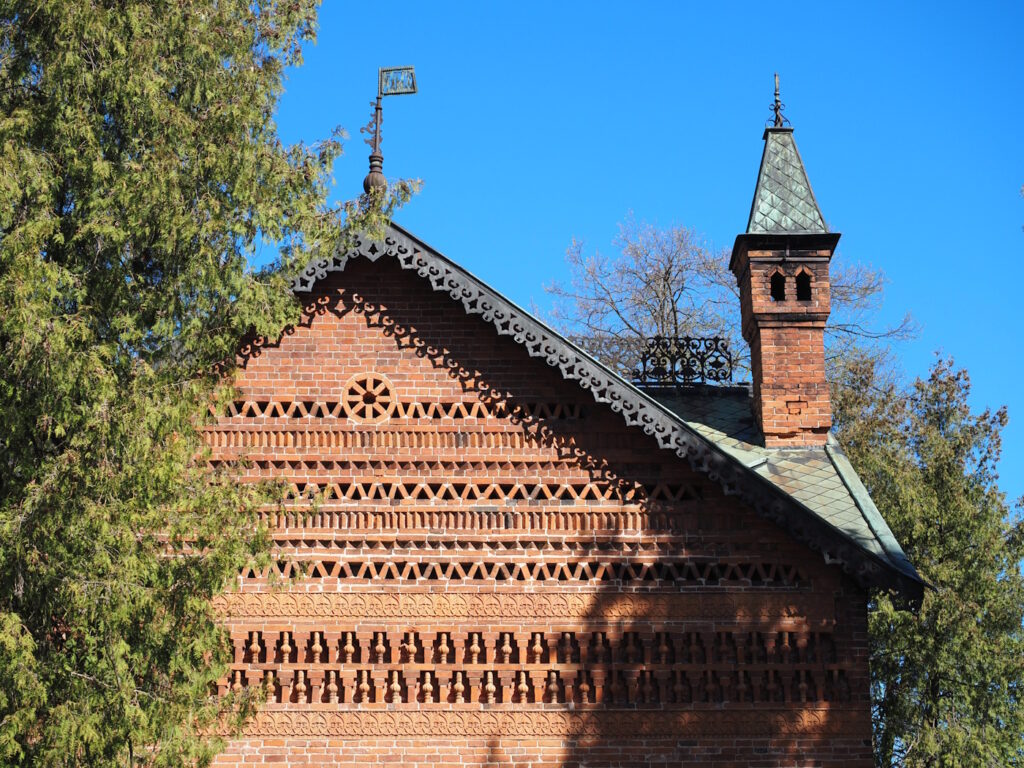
[207,253,874,766]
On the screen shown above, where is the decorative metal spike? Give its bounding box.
[770,72,790,128]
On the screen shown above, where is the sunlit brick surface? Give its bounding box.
[208,259,872,767]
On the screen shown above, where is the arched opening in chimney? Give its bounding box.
[770,271,786,302]
[795,270,812,301]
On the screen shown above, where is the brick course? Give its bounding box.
[207,257,873,766]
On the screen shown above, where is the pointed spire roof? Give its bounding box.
[746,127,828,235]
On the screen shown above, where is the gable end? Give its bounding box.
[290,223,921,602]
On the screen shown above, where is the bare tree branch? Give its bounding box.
[546,216,915,380]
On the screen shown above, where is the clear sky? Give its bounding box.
[274,1,1024,505]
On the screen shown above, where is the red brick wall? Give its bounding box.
[206,257,872,766]
[734,249,834,447]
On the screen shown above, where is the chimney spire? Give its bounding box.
[731,80,840,447]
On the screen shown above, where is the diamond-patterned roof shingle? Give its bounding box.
[746,128,827,235]
[650,387,919,583]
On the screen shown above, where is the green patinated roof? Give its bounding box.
[746,128,828,235]
[650,387,919,585]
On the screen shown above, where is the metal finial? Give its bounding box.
[361,97,385,194]
[770,72,790,128]
[360,66,417,195]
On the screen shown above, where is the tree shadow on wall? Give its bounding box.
[243,258,843,767]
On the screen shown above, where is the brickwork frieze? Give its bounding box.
[239,706,864,738]
[215,591,834,626]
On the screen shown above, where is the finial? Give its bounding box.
[770,72,790,128]
[360,66,417,195]
[361,98,385,194]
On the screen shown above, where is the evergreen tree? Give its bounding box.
[0,2,410,764]
[833,355,1024,767]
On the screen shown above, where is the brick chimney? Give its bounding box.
[730,122,841,447]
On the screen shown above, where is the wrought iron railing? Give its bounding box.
[631,336,733,386]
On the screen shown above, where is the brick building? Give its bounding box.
[207,113,922,766]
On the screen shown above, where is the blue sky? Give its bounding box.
[275,1,1024,505]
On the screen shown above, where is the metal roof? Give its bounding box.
[650,387,920,587]
[746,128,828,235]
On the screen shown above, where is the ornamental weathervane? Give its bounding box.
[361,66,418,194]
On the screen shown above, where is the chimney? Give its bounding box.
[730,107,840,447]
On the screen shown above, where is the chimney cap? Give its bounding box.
[746,128,828,236]
[745,77,828,236]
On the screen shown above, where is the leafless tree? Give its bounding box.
[545,216,914,381]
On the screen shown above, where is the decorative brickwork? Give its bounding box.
[340,372,397,422]
[731,237,838,447]
[270,224,912,592]
[205,257,875,766]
